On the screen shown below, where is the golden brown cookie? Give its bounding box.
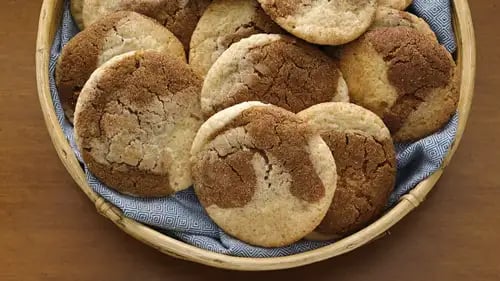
[339,27,459,142]
[257,0,377,45]
[56,11,185,122]
[379,0,413,10]
[371,7,436,40]
[189,0,284,76]
[74,50,203,197]
[201,34,349,118]
[81,0,211,50]
[191,102,337,247]
[298,102,396,238]
[71,0,84,30]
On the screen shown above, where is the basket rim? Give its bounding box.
[35,0,476,271]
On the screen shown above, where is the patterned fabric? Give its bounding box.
[410,0,457,53]
[48,0,458,257]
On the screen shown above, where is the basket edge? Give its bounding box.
[34,0,476,271]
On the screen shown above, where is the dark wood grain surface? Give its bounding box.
[0,1,498,280]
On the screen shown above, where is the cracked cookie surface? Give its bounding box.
[82,0,210,50]
[257,0,377,45]
[189,0,284,77]
[191,102,337,247]
[74,50,203,197]
[298,102,396,237]
[56,11,185,122]
[340,26,459,142]
[201,34,349,118]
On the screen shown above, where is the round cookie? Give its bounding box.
[189,0,284,77]
[74,50,203,197]
[257,0,377,45]
[191,102,337,247]
[56,11,185,122]
[201,34,349,118]
[81,0,211,49]
[71,0,84,30]
[298,102,396,238]
[379,0,413,10]
[371,7,436,41]
[339,26,459,142]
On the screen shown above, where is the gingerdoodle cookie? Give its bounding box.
[371,7,436,41]
[74,50,203,197]
[201,34,349,118]
[189,0,284,76]
[81,0,210,49]
[56,11,185,122]
[257,0,377,45]
[191,102,337,247]
[339,27,459,142]
[298,102,396,238]
[379,0,413,10]
[71,0,85,30]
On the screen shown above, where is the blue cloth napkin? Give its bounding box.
[49,0,458,257]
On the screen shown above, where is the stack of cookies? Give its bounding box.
[58,0,459,247]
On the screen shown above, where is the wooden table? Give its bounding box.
[0,1,498,280]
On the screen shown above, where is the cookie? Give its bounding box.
[191,102,337,247]
[71,0,84,30]
[257,0,377,45]
[339,27,459,142]
[56,11,185,122]
[298,102,396,238]
[189,0,284,76]
[371,7,436,41]
[74,50,203,197]
[379,0,413,10]
[201,34,349,118]
[81,0,210,50]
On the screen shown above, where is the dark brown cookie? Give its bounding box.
[340,26,459,142]
[82,0,211,50]
[74,50,203,197]
[191,102,337,247]
[189,0,284,76]
[56,11,185,122]
[201,34,349,118]
[299,102,396,237]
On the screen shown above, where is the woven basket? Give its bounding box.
[35,0,476,271]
